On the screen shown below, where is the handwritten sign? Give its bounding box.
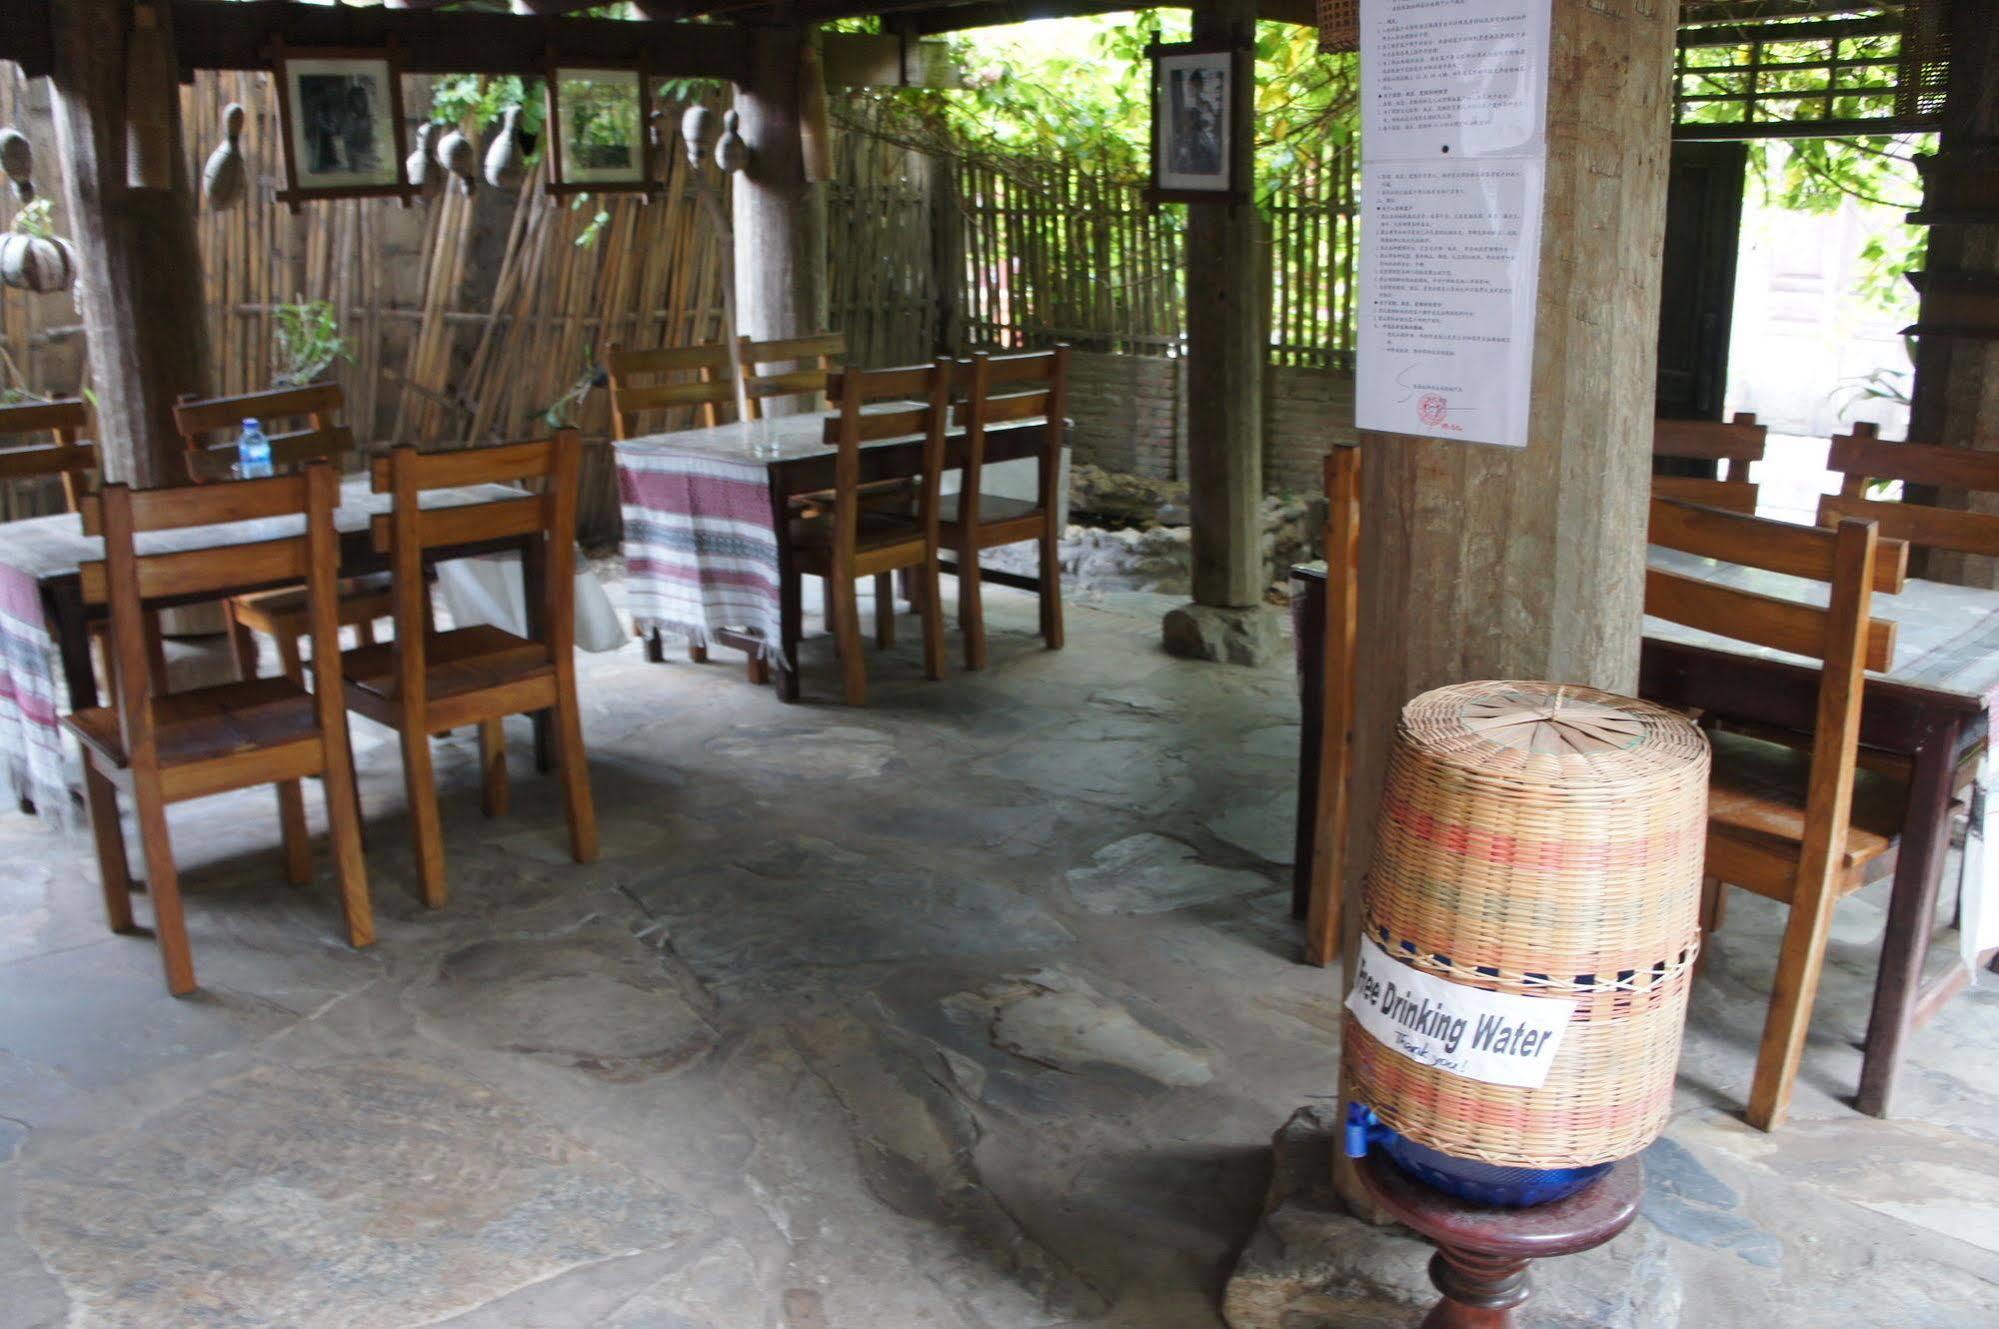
[1345,938,1575,1089]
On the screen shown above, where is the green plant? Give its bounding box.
[538,343,602,429]
[428,74,547,149]
[10,197,54,238]
[272,299,351,386]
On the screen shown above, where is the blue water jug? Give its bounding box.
[1345,1103,1610,1208]
[237,417,273,478]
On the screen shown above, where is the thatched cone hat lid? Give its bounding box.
[1347,680,1709,1168]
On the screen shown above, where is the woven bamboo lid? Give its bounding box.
[1347,681,1710,1167]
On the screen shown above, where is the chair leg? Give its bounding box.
[356,617,377,648]
[920,558,947,683]
[399,728,448,909]
[321,743,373,950]
[225,603,258,682]
[276,781,311,886]
[554,688,599,865]
[478,717,510,818]
[1696,877,1725,977]
[83,764,135,933]
[959,539,987,671]
[689,640,709,663]
[1746,885,1842,1132]
[874,572,896,648]
[821,577,836,632]
[132,785,194,996]
[1038,521,1064,650]
[276,631,306,688]
[778,565,803,703]
[644,628,666,664]
[142,611,169,692]
[832,575,867,705]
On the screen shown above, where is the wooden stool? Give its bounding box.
[1358,1153,1642,1329]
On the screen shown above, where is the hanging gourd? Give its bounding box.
[2,201,77,294]
[483,105,525,190]
[0,130,33,202]
[202,103,247,212]
[436,125,478,195]
[406,123,443,199]
[678,106,715,167]
[713,109,748,174]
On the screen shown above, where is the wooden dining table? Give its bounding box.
[0,474,549,827]
[614,408,1064,701]
[1290,547,1999,1119]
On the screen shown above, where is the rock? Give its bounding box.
[1162,602,1285,667]
[1204,788,1297,865]
[988,972,1214,1086]
[1065,832,1270,914]
[1223,1107,1682,1329]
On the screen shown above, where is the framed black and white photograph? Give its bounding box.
[546,64,656,197]
[272,46,413,209]
[1149,39,1247,204]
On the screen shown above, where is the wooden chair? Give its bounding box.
[606,341,737,441]
[1653,413,1766,515]
[1646,496,1906,1130]
[791,361,951,705]
[65,463,370,996]
[1820,421,1999,562]
[738,332,845,418]
[939,347,1068,669]
[343,431,596,905]
[173,388,396,685]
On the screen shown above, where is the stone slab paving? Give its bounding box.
[0,578,1994,1327]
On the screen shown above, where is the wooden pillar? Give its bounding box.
[1334,0,1675,1207]
[731,23,829,375]
[47,0,209,487]
[1184,0,1265,610]
[1905,0,1999,587]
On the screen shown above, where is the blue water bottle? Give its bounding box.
[237,418,273,478]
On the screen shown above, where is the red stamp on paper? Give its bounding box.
[1417,393,1448,426]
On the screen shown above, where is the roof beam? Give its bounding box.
[900,0,1313,35]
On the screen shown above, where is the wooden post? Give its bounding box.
[731,23,829,393]
[1904,0,1999,588]
[47,0,210,487]
[1334,0,1675,1212]
[1184,0,1264,610]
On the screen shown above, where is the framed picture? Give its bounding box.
[271,45,414,209]
[545,63,656,196]
[1149,38,1248,204]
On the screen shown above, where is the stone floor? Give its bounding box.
[2,580,1997,1329]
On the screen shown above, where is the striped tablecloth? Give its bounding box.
[0,563,70,829]
[616,447,785,663]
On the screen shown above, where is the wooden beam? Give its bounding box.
[821,32,963,89]
[903,0,1312,34]
[732,27,829,358]
[163,0,747,82]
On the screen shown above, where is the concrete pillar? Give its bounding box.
[1163,0,1276,665]
[1333,0,1676,1207]
[1905,0,1999,587]
[731,23,828,379]
[47,0,210,486]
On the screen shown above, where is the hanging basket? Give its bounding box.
[1345,680,1709,1169]
[0,231,75,294]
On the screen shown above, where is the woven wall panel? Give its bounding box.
[1318,0,1358,54]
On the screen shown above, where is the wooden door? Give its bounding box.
[1655,141,1748,422]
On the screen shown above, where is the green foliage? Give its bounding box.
[9,197,55,239]
[272,299,351,387]
[426,74,546,148]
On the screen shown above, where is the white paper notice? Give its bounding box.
[1356,158,1543,447]
[1362,0,1553,162]
[1345,937,1575,1089]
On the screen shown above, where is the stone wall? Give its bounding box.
[1063,350,1357,497]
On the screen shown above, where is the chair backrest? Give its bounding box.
[822,361,952,555]
[1819,421,1999,560]
[174,383,343,461]
[1652,472,1759,515]
[1653,412,1767,483]
[954,346,1069,526]
[79,464,344,764]
[740,332,846,420]
[1645,496,1888,902]
[369,431,582,712]
[606,342,736,439]
[183,424,357,483]
[0,398,95,512]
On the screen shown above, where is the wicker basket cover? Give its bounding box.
[1346,681,1709,1168]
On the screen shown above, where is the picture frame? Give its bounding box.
[270,44,415,211]
[1148,37,1249,206]
[545,61,657,197]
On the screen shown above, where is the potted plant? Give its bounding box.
[272,298,352,386]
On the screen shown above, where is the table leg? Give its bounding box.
[1858,714,1962,1118]
[769,468,801,704]
[45,580,98,712]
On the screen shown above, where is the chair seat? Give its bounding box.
[65,676,321,771]
[1706,730,1907,877]
[341,625,553,707]
[787,508,927,553]
[938,493,1042,527]
[232,571,396,633]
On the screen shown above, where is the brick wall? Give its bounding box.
[1064,351,1358,496]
